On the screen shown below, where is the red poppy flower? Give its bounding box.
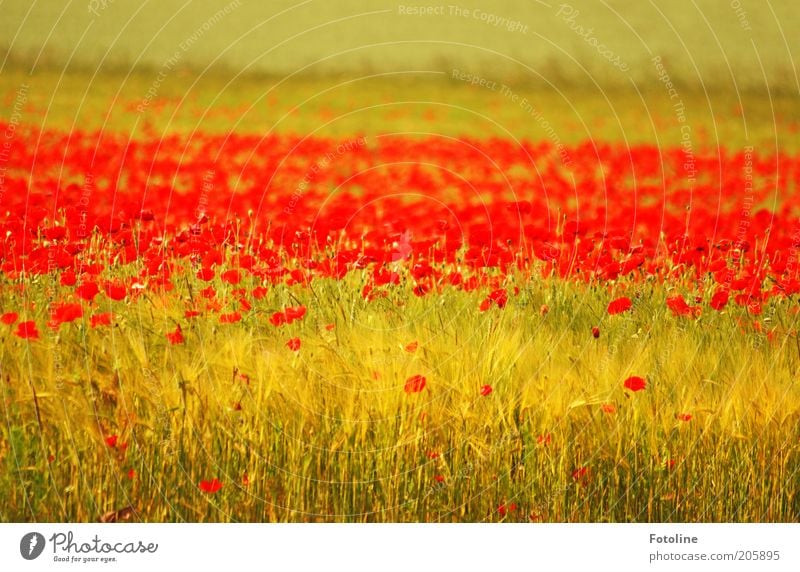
[480,384,493,396]
[540,304,549,316]
[592,326,600,338]
[197,267,215,281]
[666,295,699,317]
[325,323,335,331]
[252,286,268,299]
[1,311,18,325]
[434,474,445,483]
[412,284,429,297]
[166,326,184,345]
[199,478,223,493]
[607,296,632,315]
[623,375,646,392]
[426,451,440,459]
[105,435,118,448]
[405,341,418,352]
[284,305,307,322]
[536,433,552,446]
[242,473,250,486]
[601,403,616,414]
[90,312,113,328]
[497,502,517,517]
[127,468,136,480]
[404,374,426,393]
[286,337,301,351]
[104,280,127,301]
[572,466,590,484]
[14,321,39,340]
[219,312,242,324]
[480,288,508,311]
[76,281,100,302]
[185,310,201,319]
[60,270,77,286]
[675,413,692,422]
[221,269,241,285]
[49,302,83,328]
[269,311,287,326]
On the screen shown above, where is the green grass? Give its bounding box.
[1,267,798,522]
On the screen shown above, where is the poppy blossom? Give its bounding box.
[676,413,692,422]
[60,270,77,286]
[14,321,39,340]
[166,326,184,345]
[221,269,241,284]
[284,306,307,322]
[197,267,215,281]
[623,375,647,392]
[1,311,18,325]
[601,403,616,414]
[286,337,301,351]
[479,288,508,311]
[571,466,590,484]
[104,280,127,301]
[219,312,242,324]
[412,284,429,297]
[105,435,118,448]
[480,384,493,396]
[666,295,699,317]
[405,341,418,352]
[269,311,287,326]
[404,374,426,393]
[76,281,100,302]
[199,478,223,493]
[90,312,113,328]
[591,326,600,338]
[49,302,83,328]
[607,296,632,315]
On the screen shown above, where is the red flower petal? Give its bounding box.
[607,296,632,315]
[404,374,426,393]
[623,375,646,392]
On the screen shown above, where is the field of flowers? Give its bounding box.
[1,86,799,522]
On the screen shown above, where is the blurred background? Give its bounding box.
[2,0,797,91]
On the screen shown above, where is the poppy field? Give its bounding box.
[1,82,799,523]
